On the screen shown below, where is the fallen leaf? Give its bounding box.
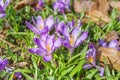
[104,31,119,42]
[97,47,120,71]
[110,1,120,10]
[96,0,110,15]
[83,10,111,24]
[13,62,28,67]
[73,0,94,13]
[14,0,38,10]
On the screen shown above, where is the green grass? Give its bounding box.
[0,0,120,80]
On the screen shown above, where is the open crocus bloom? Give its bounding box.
[83,43,104,76]
[53,0,70,14]
[28,34,62,62]
[26,15,54,36]
[56,21,88,53]
[0,58,9,71]
[98,39,120,50]
[0,0,10,18]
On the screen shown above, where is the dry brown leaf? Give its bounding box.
[14,0,38,10]
[97,0,110,15]
[104,31,119,42]
[110,1,120,10]
[13,62,28,67]
[97,47,120,71]
[73,0,94,13]
[84,10,111,24]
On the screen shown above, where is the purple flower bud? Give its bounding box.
[13,72,22,80]
[0,0,10,18]
[0,58,9,71]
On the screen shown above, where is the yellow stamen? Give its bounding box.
[88,56,94,63]
[70,35,74,46]
[46,44,51,52]
[36,4,40,8]
[39,25,44,30]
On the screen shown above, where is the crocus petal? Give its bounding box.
[63,25,70,41]
[62,40,72,49]
[28,48,45,56]
[3,0,10,9]
[35,38,46,50]
[67,21,75,29]
[40,33,48,41]
[108,40,118,48]
[89,43,96,60]
[0,0,4,7]
[33,38,46,50]
[75,31,88,48]
[52,37,62,51]
[25,21,41,35]
[83,64,93,69]
[0,5,4,13]
[97,66,104,76]
[46,35,55,52]
[98,39,107,47]
[36,16,44,29]
[45,15,54,30]
[71,26,81,45]
[0,13,6,18]
[86,49,92,60]
[0,59,9,71]
[56,21,66,34]
[43,55,52,62]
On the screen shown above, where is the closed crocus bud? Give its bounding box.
[0,0,10,18]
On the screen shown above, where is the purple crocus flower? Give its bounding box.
[0,0,10,18]
[56,21,88,53]
[98,39,120,50]
[83,43,104,76]
[13,72,22,80]
[26,15,54,36]
[33,0,44,10]
[53,0,70,14]
[0,58,9,71]
[28,34,62,62]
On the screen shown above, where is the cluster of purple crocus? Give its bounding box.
[26,15,88,62]
[83,39,120,76]
[53,0,70,14]
[32,0,70,14]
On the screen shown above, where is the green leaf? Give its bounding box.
[86,69,97,79]
[61,65,75,76]
[22,72,33,80]
[69,60,85,77]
